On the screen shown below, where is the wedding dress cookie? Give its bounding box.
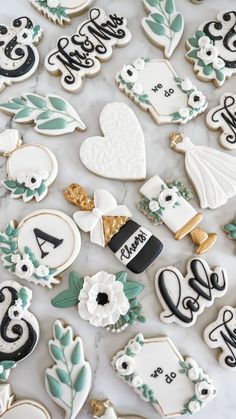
[64,184,163,273]
[0,129,58,202]
[0,384,50,418]
[116,58,207,125]
[206,93,236,150]
[204,306,236,371]
[45,8,131,92]
[51,270,145,333]
[112,334,217,417]
[45,320,92,419]
[186,11,236,87]
[155,258,228,327]
[80,103,146,180]
[0,210,81,288]
[142,0,184,58]
[29,0,94,26]
[139,176,217,254]
[0,280,39,380]
[0,17,42,92]
[91,399,146,419]
[169,133,236,209]
[0,94,86,136]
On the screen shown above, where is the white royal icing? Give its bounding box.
[0,130,22,154]
[80,102,146,180]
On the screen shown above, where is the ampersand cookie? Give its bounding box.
[169,133,236,209]
[0,210,81,288]
[206,93,236,150]
[45,8,131,92]
[64,184,163,273]
[0,94,86,136]
[112,334,217,417]
[155,258,228,327]
[116,58,207,125]
[0,17,42,92]
[186,11,236,87]
[139,175,217,254]
[45,320,92,419]
[142,0,184,58]
[29,0,94,26]
[0,384,50,418]
[91,399,146,419]
[80,103,146,180]
[0,280,39,381]
[51,270,145,333]
[0,129,58,202]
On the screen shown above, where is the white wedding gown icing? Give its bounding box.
[175,136,236,209]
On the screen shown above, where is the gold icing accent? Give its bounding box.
[90,400,109,417]
[169,132,184,149]
[174,213,203,240]
[103,215,129,246]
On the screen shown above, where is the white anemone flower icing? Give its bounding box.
[197,45,218,65]
[181,79,193,91]
[35,265,49,277]
[198,36,211,49]
[120,65,139,83]
[24,171,48,190]
[149,200,160,213]
[195,381,216,402]
[132,83,143,95]
[8,302,24,320]
[78,271,129,327]
[17,29,33,46]
[133,58,145,71]
[188,91,206,109]
[188,400,201,413]
[179,108,189,119]
[115,354,135,376]
[47,0,60,7]
[15,255,35,279]
[213,57,225,70]
[158,188,179,208]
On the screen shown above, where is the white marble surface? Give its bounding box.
[0,1,236,418]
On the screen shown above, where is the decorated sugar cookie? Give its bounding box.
[112,334,217,417]
[204,306,236,371]
[0,384,50,418]
[155,258,228,327]
[0,210,81,288]
[80,103,146,180]
[169,133,236,209]
[116,59,207,125]
[0,94,86,136]
[0,17,42,92]
[142,0,184,58]
[139,176,217,254]
[64,184,163,273]
[45,320,92,419]
[223,216,236,242]
[91,399,146,419]
[189,0,204,3]
[206,93,236,150]
[51,271,145,333]
[0,280,39,380]
[0,129,58,202]
[186,11,236,87]
[29,0,94,26]
[45,8,131,92]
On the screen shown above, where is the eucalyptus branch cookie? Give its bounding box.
[0,210,81,288]
[0,17,42,92]
[112,334,217,417]
[0,129,58,202]
[91,399,146,419]
[64,184,163,273]
[0,93,86,136]
[116,58,207,125]
[51,271,145,333]
[45,320,92,419]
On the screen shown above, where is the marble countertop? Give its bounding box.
[0,0,236,418]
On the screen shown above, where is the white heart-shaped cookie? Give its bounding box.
[80,102,146,180]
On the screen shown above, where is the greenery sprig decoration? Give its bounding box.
[36,0,69,25]
[2,178,47,202]
[223,218,236,240]
[0,93,86,136]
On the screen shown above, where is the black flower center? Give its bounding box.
[96,292,109,306]
[122,362,128,369]
[127,69,133,76]
[22,265,28,272]
[14,310,19,317]
[165,195,172,202]
[31,177,36,183]
[194,96,200,102]
[23,33,27,39]
[206,51,212,56]
[201,389,208,395]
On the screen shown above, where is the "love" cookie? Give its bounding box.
[0,17,42,92]
[45,8,131,92]
[91,399,146,419]
[45,319,92,419]
[51,270,145,333]
[112,334,217,417]
[0,210,81,288]
[0,129,58,203]
[155,258,228,327]
[80,103,146,180]
[116,59,207,125]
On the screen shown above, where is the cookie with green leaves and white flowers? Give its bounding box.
[186,11,236,87]
[51,271,146,333]
[112,334,217,417]
[0,210,81,288]
[116,58,207,125]
[0,129,58,203]
[45,320,92,419]
[0,280,39,381]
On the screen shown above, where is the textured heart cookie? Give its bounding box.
[80,102,146,180]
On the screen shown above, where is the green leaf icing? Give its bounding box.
[46,374,63,398]
[56,368,70,384]
[223,217,236,241]
[171,13,183,32]
[35,0,69,25]
[51,271,83,308]
[146,20,165,35]
[123,281,144,300]
[71,342,81,365]
[74,365,86,391]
